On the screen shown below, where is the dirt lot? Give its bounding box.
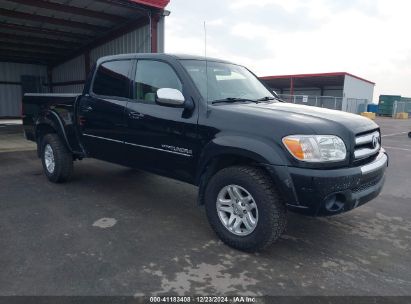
[0,118,410,296]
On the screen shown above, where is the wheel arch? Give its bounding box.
[195,135,285,184]
[35,111,74,156]
[195,135,286,205]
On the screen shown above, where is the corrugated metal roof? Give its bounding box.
[0,0,169,65]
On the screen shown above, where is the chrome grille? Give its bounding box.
[354,131,381,161]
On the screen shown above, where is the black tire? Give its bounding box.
[408,132,411,138]
[40,133,73,183]
[204,166,286,252]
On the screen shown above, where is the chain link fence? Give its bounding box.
[392,100,411,118]
[277,94,368,114]
[346,98,368,114]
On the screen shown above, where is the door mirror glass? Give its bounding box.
[156,88,185,107]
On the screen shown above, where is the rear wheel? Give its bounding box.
[205,166,286,252]
[40,134,73,183]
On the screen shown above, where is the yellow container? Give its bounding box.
[361,112,376,120]
[395,112,409,119]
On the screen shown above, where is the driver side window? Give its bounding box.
[134,60,183,104]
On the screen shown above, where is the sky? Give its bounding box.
[164,0,411,101]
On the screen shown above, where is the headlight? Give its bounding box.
[282,135,347,162]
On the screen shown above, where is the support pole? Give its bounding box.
[150,13,159,53]
[47,66,53,93]
[84,50,90,78]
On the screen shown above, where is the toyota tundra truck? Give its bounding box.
[22,54,388,252]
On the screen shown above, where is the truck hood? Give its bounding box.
[230,102,378,135]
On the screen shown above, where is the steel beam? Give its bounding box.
[0,8,109,32]
[4,0,126,23]
[0,50,62,60]
[0,56,49,64]
[0,22,92,40]
[0,81,22,85]
[0,41,70,53]
[0,32,82,47]
[0,46,68,56]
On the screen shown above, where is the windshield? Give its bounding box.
[180,60,276,104]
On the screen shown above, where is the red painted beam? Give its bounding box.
[260,72,348,80]
[0,8,108,32]
[4,0,126,23]
[261,72,375,85]
[0,22,92,40]
[130,0,169,9]
[93,0,164,15]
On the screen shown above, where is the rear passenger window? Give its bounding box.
[93,60,131,98]
[134,60,182,103]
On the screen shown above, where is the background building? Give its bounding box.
[260,72,375,114]
[0,0,169,118]
[379,95,411,116]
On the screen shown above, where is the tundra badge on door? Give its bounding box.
[161,144,193,156]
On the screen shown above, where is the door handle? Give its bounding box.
[81,105,93,113]
[128,111,145,119]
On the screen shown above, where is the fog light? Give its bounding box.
[324,194,345,212]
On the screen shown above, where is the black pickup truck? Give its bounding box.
[22,54,388,251]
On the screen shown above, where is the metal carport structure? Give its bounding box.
[0,0,169,117]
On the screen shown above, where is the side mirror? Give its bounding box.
[156,88,185,107]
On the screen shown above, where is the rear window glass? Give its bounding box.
[93,60,131,98]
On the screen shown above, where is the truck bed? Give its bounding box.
[22,93,83,153]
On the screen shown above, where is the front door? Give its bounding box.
[124,59,199,182]
[78,60,132,164]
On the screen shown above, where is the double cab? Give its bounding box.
[22,54,388,251]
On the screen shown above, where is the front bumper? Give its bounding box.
[266,150,388,216]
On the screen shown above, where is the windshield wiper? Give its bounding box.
[212,97,259,105]
[256,96,278,102]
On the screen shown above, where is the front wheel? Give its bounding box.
[41,134,73,183]
[204,166,286,252]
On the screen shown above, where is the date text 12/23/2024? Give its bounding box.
[149,296,256,303]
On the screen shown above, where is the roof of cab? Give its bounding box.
[96,53,234,65]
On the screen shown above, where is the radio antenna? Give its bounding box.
[204,21,209,110]
[204,21,207,58]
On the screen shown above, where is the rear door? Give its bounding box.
[78,60,132,164]
[124,59,199,182]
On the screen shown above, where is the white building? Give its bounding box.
[260,72,375,114]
